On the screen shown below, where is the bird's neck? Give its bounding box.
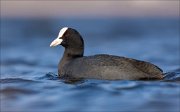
[59,48,84,70]
[63,47,84,59]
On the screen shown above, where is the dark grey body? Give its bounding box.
[53,28,163,80]
[58,54,163,80]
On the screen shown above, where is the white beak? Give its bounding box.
[50,38,63,47]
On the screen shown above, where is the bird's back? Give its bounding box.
[60,54,163,80]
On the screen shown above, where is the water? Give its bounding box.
[1,18,180,112]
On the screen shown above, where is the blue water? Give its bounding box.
[1,18,180,112]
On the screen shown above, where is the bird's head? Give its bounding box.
[50,27,84,57]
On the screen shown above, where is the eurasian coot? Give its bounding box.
[50,27,163,80]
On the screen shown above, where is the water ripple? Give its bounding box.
[37,72,59,80]
[0,78,39,83]
[0,87,38,95]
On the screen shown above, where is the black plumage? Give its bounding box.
[50,27,163,80]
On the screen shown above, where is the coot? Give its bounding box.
[50,27,163,80]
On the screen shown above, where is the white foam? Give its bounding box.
[58,27,68,38]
